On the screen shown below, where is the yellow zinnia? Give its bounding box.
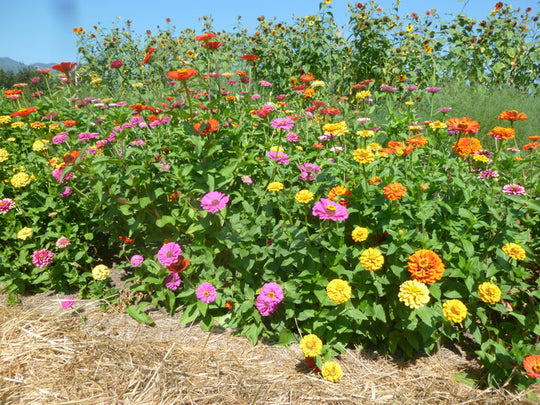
[10,172,31,188]
[92,264,110,281]
[478,282,502,304]
[351,227,369,242]
[502,242,526,261]
[0,148,9,163]
[353,148,375,164]
[442,299,467,323]
[17,227,33,241]
[326,279,351,304]
[300,334,323,357]
[398,280,430,309]
[321,361,343,382]
[295,189,314,204]
[267,181,284,192]
[360,248,384,271]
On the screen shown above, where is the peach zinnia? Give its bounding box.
[446,117,480,134]
[487,126,515,140]
[407,249,445,284]
[383,182,407,201]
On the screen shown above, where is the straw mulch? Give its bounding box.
[0,292,537,405]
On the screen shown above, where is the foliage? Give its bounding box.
[1,0,539,390]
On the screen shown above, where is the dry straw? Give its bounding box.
[0,293,535,404]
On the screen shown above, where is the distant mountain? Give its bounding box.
[0,57,55,73]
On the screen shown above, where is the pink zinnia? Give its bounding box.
[299,163,321,181]
[312,198,349,222]
[60,187,71,197]
[165,273,182,291]
[32,249,54,268]
[56,237,70,248]
[259,282,284,303]
[267,151,289,164]
[196,282,217,303]
[157,242,182,266]
[256,295,279,316]
[270,117,295,130]
[52,132,68,145]
[0,198,15,214]
[286,132,298,142]
[502,184,526,196]
[130,254,144,267]
[200,191,229,213]
[61,296,75,309]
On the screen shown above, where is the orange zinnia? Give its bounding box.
[452,137,482,158]
[142,47,155,65]
[446,117,480,134]
[406,136,428,147]
[193,119,219,135]
[10,107,37,117]
[487,126,515,140]
[523,354,540,378]
[522,142,539,150]
[383,182,407,201]
[4,89,22,96]
[527,135,540,141]
[51,62,77,72]
[62,120,77,128]
[328,186,352,207]
[167,68,199,81]
[498,110,527,121]
[407,249,445,284]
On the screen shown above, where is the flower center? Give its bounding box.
[203,291,210,297]
[533,364,540,373]
[418,258,430,268]
[39,254,44,258]
[268,292,275,299]
[326,204,336,212]
[212,199,220,206]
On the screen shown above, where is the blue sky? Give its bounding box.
[1,0,538,65]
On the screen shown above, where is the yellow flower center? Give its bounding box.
[418,258,429,268]
[327,204,336,212]
[534,364,540,373]
[203,291,209,297]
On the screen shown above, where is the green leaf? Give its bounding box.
[179,303,199,324]
[278,328,295,345]
[126,305,155,325]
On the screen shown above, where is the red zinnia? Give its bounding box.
[300,74,315,82]
[167,256,189,273]
[110,60,124,69]
[195,32,216,41]
[523,354,540,378]
[142,47,155,65]
[167,68,199,81]
[63,120,77,128]
[51,62,77,72]
[10,107,37,117]
[202,41,222,50]
[241,54,258,61]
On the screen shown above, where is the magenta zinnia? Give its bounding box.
[196,282,217,303]
[256,282,284,316]
[0,198,15,214]
[32,249,54,268]
[312,198,349,221]
[157,242,182,266]
[200,191,229,213]
[270,117,295,130]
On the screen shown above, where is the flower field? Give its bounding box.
[1,0,539,392]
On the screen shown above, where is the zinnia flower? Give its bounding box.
[267,181,284,192]
[300,334,323,358]
[61,296,75,309]
[92,264,110,281]
[56,237,70,248]
[498,110,527,121]
[258,282,284,304]
[407,249,445,284]
[446,117,480,134]
[17,227,32,240]
[11,172,32,188]
[442,299,467,323]
[353,148,375,164]
[321,361,343,383]
[267,151,290,164]
[157,242,182,266]
[32,249,54,268]
[270,117,295,130]
[51,62,77,72]
[360,248,384,271]
[0,198,15,214]
[383,182,407,201]
[502,242,526,260]
[312,198,349,221]
[167,68,199,81]
[523,354,540,378]
[352,227,369,242]
[295,189,314,204]
[488,126,515,140]
[327,186,351,207]
[200,191,229,213]
[452,137,482,158]
[165,273,182,291]
[502,184,526,196]
[478,282,501,304]
[298,163,321,180]
[110,60,123,69]
[326,279,351,304]
[196,282,217,303]
[130,254,144,267]
[398,280,430,309]
[167,256,189,273]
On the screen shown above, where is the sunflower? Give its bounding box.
[186,50,194,58]
[407,249,445,284]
